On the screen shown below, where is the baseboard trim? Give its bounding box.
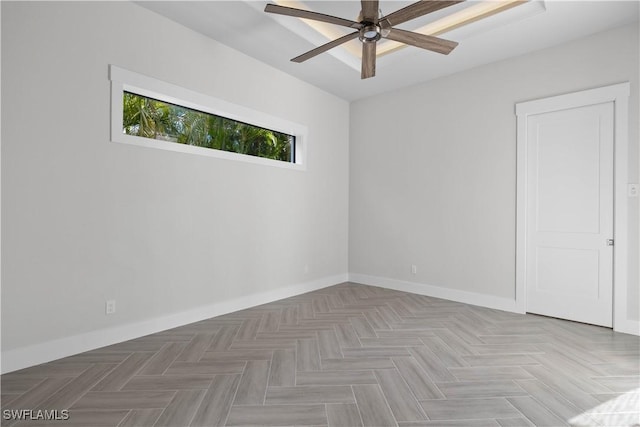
[614,318,640,336]
[4,272,635,374]
[1,274,347,374]
[350,273,640,336]
[349,273,521,314]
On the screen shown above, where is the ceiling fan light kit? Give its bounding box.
[264,0,464,79]
[360,24,381,42]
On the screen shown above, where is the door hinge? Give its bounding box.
[607,239,614,246]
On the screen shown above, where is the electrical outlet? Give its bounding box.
[105,300,116,315]
[628,184,639,198]
[411,265,417,274]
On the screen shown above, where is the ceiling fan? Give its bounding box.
[264,0,463,79]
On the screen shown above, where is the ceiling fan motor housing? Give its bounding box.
[359,23,381,42]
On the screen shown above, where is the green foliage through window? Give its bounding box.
[122,92,294,162]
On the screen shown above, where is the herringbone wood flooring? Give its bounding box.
[2,283,639,426]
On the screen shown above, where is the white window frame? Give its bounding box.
[109,65,307,170]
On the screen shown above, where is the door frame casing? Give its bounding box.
[515,82,633,334]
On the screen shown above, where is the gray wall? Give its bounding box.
[350,23,639,320]
[2,1,638,369]
[1,2,349,352]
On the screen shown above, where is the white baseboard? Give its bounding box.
[614,318,640,336]
[1,274,348,374]
[350,273,640,337]
[349,273,521,314]
[4,272,636,374]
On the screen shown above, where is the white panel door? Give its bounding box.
[526,102,614,327]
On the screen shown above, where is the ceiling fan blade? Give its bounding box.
[361,0,379,22]
[291,32,360,63]
[361,42,376,79]
[383,0,463,27]
[384,28,458,55]
[265,4,361,29]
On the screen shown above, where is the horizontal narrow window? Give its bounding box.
[123,92,295,163]
[109,65,307,170]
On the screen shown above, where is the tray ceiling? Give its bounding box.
[138,1,639,101]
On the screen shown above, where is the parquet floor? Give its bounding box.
[1,282,639,426]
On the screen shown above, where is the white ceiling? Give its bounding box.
[138,1,639,101]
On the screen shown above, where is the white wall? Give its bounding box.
[2,2,638,374]
[1,1,349,371]
[350,23,639,320]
